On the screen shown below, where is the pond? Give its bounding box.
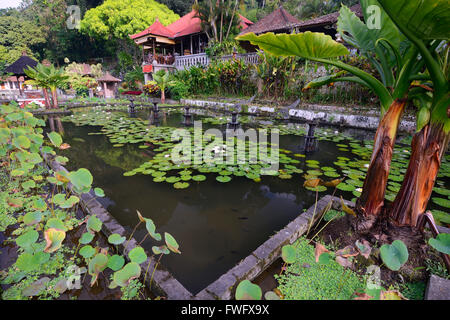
[46,106,450,295]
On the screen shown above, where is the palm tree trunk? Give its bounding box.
[389,122,450,227]
[42,88,51,109]
[356,99,406,218]
[161,89,165,104]
[51,88,59,109]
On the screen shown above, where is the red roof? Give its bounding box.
[130,10,253,40]
[130,18,174,39]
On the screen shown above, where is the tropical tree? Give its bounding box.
[194,0,243,44]
[25,63,69,109]
[80,0,180,40]
[152,70,176,103]
[237,0,449,234]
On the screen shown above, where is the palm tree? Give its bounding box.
[152,70,175,103]
[24,63,68,109]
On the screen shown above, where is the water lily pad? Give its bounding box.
[192,175,206,182]
[235,280,262,300]
[432,197,450,209]
[281,245,296,264]
[216,176,231,183]
[68,168,93,193]
[174,182,189,189]
[94,187,105,197]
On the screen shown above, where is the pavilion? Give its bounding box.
[130,10,253,81]
[3,53,38,96]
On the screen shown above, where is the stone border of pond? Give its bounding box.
[181,98,416,132]
[40,154,354,300]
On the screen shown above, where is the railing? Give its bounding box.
[173,52,259,70]
[174,53,211,70]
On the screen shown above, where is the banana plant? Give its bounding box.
[237,1,423,222]
[377,0,450,227]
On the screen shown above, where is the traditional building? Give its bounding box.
[130,10,253,81]
[238,4,363,51]
[96,72,121,99]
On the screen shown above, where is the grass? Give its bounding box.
[275,238,366,300]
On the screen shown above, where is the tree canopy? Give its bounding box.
[0,15,46,63]
[80,0,180,40]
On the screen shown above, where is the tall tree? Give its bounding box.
[194,0,243,43]
[80,0,180,40]
[0,15,45,63]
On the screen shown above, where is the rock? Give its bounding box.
[425,275,450,300]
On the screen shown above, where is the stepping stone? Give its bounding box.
[425,275,450,300]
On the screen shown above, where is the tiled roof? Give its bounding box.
[238,6,300,35]
[130,10,253,40]
[295,4,363,30]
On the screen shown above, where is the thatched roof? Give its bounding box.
[295,4,363,31]
[5,55,38,76]
[238,6,300,36]
[97,72,121,82]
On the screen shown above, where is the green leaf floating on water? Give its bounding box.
[281,245,296,264]
[432,197,450,209]
[216,176,232,183]
[235,280,262,300]
[94,187,105,197]
[380,240,409,271]
[192,175,206,182]
[428,233,450,255]
[174,182,189,189]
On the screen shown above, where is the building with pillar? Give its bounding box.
[130,10,253,83]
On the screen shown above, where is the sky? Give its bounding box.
[0,0,22,9]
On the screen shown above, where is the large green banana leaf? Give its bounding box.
[236,31,393,110]
[378,0,450,40]
[236,31,349,59]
